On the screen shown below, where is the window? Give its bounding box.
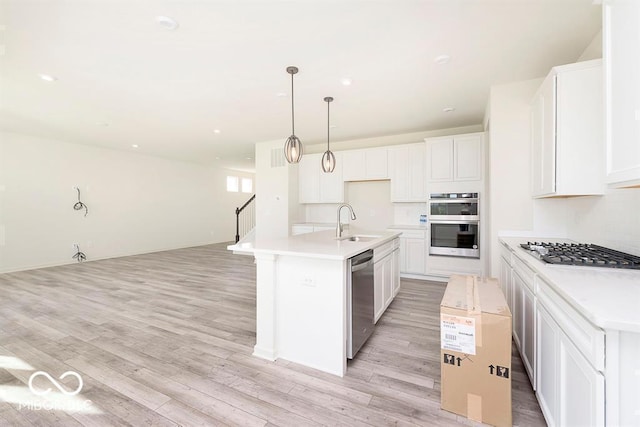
[226,176,239,192]
[241,178,253,193]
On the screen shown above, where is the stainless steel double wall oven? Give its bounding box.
[428,192,480,258]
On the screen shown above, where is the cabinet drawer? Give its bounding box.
[537,277,605,372]
[374,240,396,262]
[513,255,536,292]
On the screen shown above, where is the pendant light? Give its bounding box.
[284,66,303,163]
[321,96,336,173]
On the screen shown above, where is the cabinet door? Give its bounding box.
[537,304,559,427]
[374,260,384,323]
[342,150,365,181]
[523,283,536,389]
[512,272,524,351]
[427,138,454,182]
[604,0,640,187]
[390,146,410,201]
[559,330,605,427]
[453,135,482,181]
[319,152,344,203]
[404,238,425,274]
[532,74,557,197]
[383,255,393,308]
[499,256,513,313]
[365,147,388,179]
[298,154,320,203]
[408,144,426,199]
[392,249,400,296]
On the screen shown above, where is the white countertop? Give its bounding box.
[500,237,640,333]
[229,228,401,261]
[387,224,428,230]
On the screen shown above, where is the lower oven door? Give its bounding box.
[429,221,479,258]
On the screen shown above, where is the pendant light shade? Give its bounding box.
[284,66,303,163]
[321,96,336,173]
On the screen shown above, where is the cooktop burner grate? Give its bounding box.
[520,242,640,269]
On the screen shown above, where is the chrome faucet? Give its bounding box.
[336,204,357,238]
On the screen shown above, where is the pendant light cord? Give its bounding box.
[327,99,330,150]
[291,72,295,135]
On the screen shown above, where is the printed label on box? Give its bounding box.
[441,314,476,355]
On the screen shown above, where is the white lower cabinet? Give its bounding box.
[374,239,400,323]
[499,249,513,313]
[390,228,426,275]
[537,304,559,427]
[537,305,605,427]
[512,257,537,389]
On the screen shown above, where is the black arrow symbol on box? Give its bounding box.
[489,364,495,375]
[456,357,462,366]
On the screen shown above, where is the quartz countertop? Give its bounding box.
[387,224,428,230]
[229,228,401,261]
[500,236,640,333]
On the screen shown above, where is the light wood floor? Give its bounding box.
[0,242,546,426]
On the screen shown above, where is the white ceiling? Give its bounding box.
[0,0,601,172]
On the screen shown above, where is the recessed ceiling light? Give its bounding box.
[246,157,252,160]
[213,129,221,134]
[215,156,221,160]
[329,125,338,129]
[39,74,58,82]
[131,144,139,148]
[435,55,450,65]
[443,107,455,113]
[340,78,352,86]
[156,15,179,30]
[276,92,288,98]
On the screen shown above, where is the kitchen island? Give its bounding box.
[230,229,401,376]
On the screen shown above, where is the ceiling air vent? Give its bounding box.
[271,148,285,168]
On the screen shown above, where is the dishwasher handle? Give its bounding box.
[351,250,374,272]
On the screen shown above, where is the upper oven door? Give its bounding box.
[429,198,479,221]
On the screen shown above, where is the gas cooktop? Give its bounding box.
[520,242,640,269]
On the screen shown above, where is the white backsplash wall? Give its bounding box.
[393,203,427,226]
[302,181,394,230]
[346,181,394,231]
[564,188,640,256]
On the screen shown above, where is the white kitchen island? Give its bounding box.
[229,229,401,377]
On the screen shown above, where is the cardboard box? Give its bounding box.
[440,275,512,427]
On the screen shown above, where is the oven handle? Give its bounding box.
[428,199,478,203]
[430,219,479,225]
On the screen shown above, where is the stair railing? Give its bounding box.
[235,194,256,243]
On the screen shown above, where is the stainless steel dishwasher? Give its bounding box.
[347,249,375,359]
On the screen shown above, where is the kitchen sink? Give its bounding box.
[338,234,380,242]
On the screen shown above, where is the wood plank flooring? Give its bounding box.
[0,242,546,426]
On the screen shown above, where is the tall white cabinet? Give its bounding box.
[389,144,425,202]
[530,60,604,197]
[604,0,640,187]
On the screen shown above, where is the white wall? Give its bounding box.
[254,139,299,241]
[488,79,539,276]
[577,29,602,61]
[0,131,253,273]
[564,189,640,256]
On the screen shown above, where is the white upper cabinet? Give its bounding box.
[426,133,483,183]
[298,152,344,204]
[342,147,388,181]
[530,60,605,198]
[604,0,640,188]
[389,143,426,202]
